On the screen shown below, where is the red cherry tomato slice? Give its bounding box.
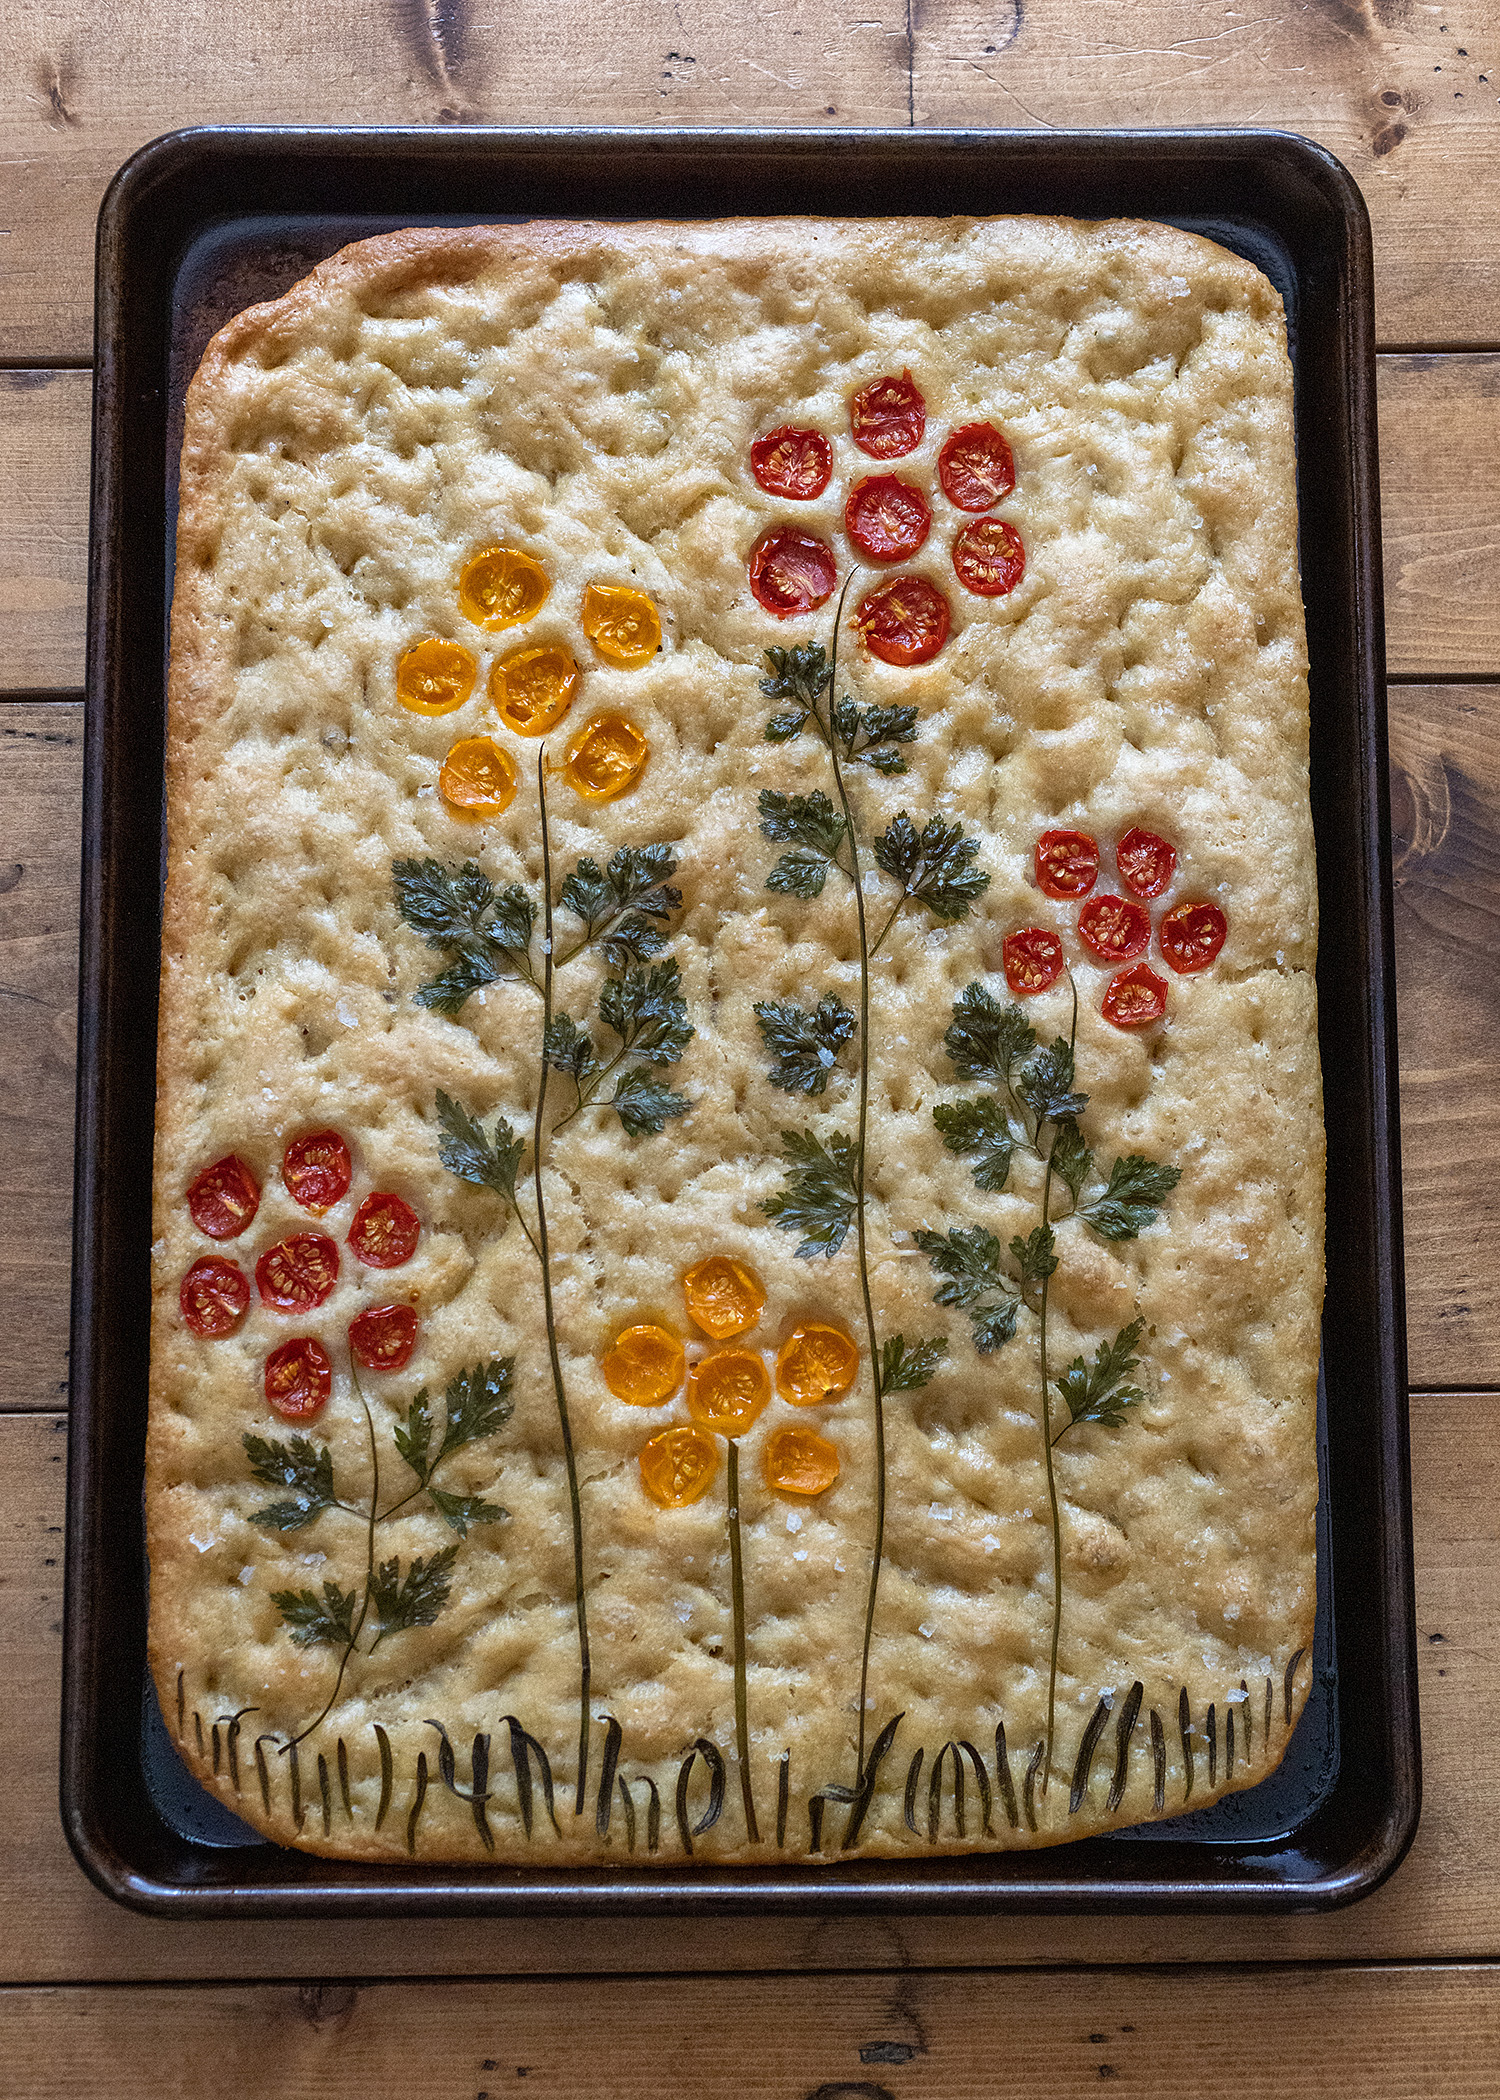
[1160,900,1228,974]
[1035,830,1099,899]
[953,517,1026,597]
[855,575,951,666]
[850,370,926,460]
[748,525,838,617]
[939,422,1016,511]
[1002,926,1064,995]
[179,1256,250,1338]
[348,1192,420,1269]
[186,1154,261,1240]
[256,1233,340,1313]
[282,1129,353,1215]
[1103,963,1168,1031]
[750,425,833,500]
[265,1337,332,1421]
[1116,827,1177,900]
[1078,894,1151,963]
[844,475,932,563]
[349,1303,419,1371]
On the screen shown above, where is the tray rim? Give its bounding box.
[64,119,1419,1918]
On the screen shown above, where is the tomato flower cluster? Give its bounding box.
[746,370,1026,667]
[1003,826,1229,1031]
[178,1131,424,1420]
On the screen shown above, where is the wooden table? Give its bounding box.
[3,3,1499,2089]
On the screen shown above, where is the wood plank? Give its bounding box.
[3,1962,1500,2096]
[0,372,90,693]
[0,1394,1488,1978]
[1380,356,1500,680]
[0,2,1498,359]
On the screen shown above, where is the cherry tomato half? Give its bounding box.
[348,1192,420,1269]
[179,1256,250,1338]
[850,371,926,460]
[256,1233,340,1313]
[750,425,833,500]
[855,575,951,666]
[748,526,838,618]
[1117,827,1177,900]
[282,1129,352,1215]
[844,475,932,563]
[265,1338,333,1421]
[953,517,1026,597]
[1160,900,1228,974]
[1078,894,1151,964]
[939,422,1016,511]
[1035,830,1099,899]
[1003,926,1065,995]
[186,1154,261,1240]
[1102,963,1169,1031]
[349,1303,419,1372]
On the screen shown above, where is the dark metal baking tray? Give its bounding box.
[65,124,1417,1916]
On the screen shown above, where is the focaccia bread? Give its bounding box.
[149,216,1322,1865]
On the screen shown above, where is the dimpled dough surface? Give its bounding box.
[149,217,1322,1864]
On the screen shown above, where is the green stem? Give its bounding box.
[726,1440,759,1843]
[285,1365,380,1751]
[551,1043,630,1133]
[1037,977,1079,1795]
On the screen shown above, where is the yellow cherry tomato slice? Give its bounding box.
[439,735,518,817]
[682,1255,765,1340]
[491,644,580,736]
[396,637,478,716]
[601,1324,685,1406]
[764,1425,840,1497]
[562,714,649,802]
[639,1424,719,1507]
[581,582,661,667]
[776,1320,859,1405]
[459,546,550,631]
[686,1348,772,1439]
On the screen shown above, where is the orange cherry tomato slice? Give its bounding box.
[1003,926,1065,995]
[396,638,478,716]
[1103,962,1169,1030]
[440,736,518,816]
[751,426,833,500]
[776,1321,859,1405]
[179,1256,250,1338]
[491,644,580,736]
[687,1348,772,1438]
[256,1233,340,1313]
[187,1154,261,1240]
[1035,830,1099,899]
[850,371,925,460]
[748,526,838,618]
[639,1424,719,1507]
[349,1303,419,1372]
[601,1324,686,1405]
[563,715,648,802]
[282,1130,352,1216]
[458,546,550,631]
[953,517,1026,597]
[844,475,932,563]
[265,1337,333,1421]
[581,583,661,667]
[938,422,1016,511]
[764,1424,840,1496]
[1160,900,1228,974]
[1078,894,1151,963]
[1117,826,1177,899]
[855,575,950,666]
[348,1192,420,1269]
[682,1255,765,1340]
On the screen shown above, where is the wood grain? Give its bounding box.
[0,371,90,693]
[0,1395,1487,1978]
[1381,356,1500,680]
[0,1,1498,359]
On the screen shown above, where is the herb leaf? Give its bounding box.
[435,1091,526,1208]
[609,1067,691,1137]
[760,642,832,734]
[438,1359,516,1463]
[414,950,505,1018]
[972,1301,1022,1351]
[764,1127,859,1258]
[1050,1119,1093,1207]
[1054,1319,1148,1436]
[754,994,857,1096]
[270,1580,359,1648]
[943,984,1037,1084]
[560,846,682,954]
[370,1545,460,1646]
[913,1226,1021,1353]
[880,1334,948,1393]
[599,958,693,1065]
[393,1391,435,1484]
[760,789,848,899]
[872,813,989,923]
[1010,1224,1059,1295]
[1017,1038,1089,1126]
[1080,1156,1182,1240]
[244,1433,338,1533]
[392,858,536,1012]
[932,1097,1014,1192]
[832,694,919,774]
[429,1489,508,1538]
[543,1012,600,1088]
[766,850,836,900]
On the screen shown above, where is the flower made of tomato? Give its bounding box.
[265,1337,332,1422]
[775,1321,858,1405]
[1078,894,1151,964]
[686,1348,772,1438]
[855,575,950,667]
[751,425,833,500]
[187,1154,261,1240]
[682,1255,765,1340]
[1117,827,1176,899]
[601,1323,686,1405]
[639,1424,719,1507]
[952,517,1025,598]
[763,1424,840,1496]
[749,526,838,618]
[581,583,661,667]
[349,1303,419,1372]
[440,736,518,817]
[459,546,550,631]
[1002,927,1064,996]
[1102,963,1168,1030]
[348,1192,420,1269]
[939,423,1015,511]
[1035,830,1099,900]
[256,1233,340,1313]
[491,643,580,736]
[844,475,932,564]
[282,1129,352,1216]
[1160,900,1229,974]
[563,714,649,802]
[179,1256,250,1338]
[396,638,478,716]
[850,371,926,460]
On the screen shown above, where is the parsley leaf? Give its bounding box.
[392,857,498,947]
[369,1545,460,1647]
[244,1432,338,1533]
[413,950,506,1018]
[1079,1156,1182,1240]
[754,994,857,1095]
[872,813,989,923]
[972,1302,1022,1351]
[832,694,919,774]
[1010,1224,1059,1296]
[435,1091,526,1208]
[559,846,682,957]
[609,1067,691,1137]
[270,1580,359,1648]
[393,1390,435,1484]
[1050,1119,1093,1207]
[429,1489,508,1538]
[913,1226,1021,1353]
[1017,1039,1089,1126]
[760,789,848,898]
[764,1127,859,1258]
[880,1334,948,1393]
[1054,1319,1148,1437]
[437,1358,516,1462]
[392,858,537,1012]
[543,1012,600,1088]
[760,643,832,737]
[599,958,693,1065]
[932,1097,1014,1192]
[943,983,1037,1085]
